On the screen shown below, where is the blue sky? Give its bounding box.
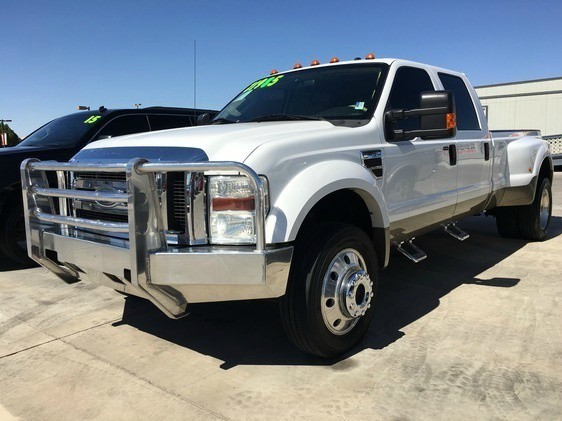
[2,0,561,137]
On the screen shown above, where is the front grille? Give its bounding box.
[75,172,126,182]
[71,171,128,224]
[167,172,187,232]
[70,170,189,239]
[76,209,128,223]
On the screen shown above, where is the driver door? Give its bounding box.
[382,65,458,241]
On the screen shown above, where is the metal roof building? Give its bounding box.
[475,77,562,166]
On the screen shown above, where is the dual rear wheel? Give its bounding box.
[496,177,552,241]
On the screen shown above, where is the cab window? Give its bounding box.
[438,73,480,130]
[385,67,435,135]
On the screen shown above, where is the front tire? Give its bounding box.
[279,223,379,358]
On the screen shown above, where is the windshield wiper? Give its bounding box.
[250,114,325,122]
[211,118,237,125]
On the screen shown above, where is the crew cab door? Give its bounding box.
[437,72,492,216]
[382,65,458,241]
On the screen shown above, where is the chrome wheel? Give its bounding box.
[321,248,374,335]
[519,177,552,241]
[539,186,550,230]
[280,223,379,357]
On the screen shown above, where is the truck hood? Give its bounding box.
[79,121,340,162]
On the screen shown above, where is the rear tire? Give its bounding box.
[519,177,552,241]
[495,207,521,238]
[279,223,378,358]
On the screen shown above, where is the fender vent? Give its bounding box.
[361,150,383,178]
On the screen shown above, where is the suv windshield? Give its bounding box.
[18,113,102,147]
[214,63,388,127]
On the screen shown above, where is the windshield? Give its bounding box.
[18,112,102,147]
[214,63,388,127]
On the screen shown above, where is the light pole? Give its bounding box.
[0,119,12,147]
[134,103,142,109]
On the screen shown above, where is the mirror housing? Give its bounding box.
[196,113,211,126]
[385,90,457,141]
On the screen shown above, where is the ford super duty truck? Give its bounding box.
[21,56,553,357]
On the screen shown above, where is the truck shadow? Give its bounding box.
[0,256,33,272]
[117,214,562,369]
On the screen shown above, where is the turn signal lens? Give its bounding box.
[270,69,278,75]
[330,57,339,63]
[310,59,320,66]
[446,113,456,129]
[365,53,375,60]
[293,63,303,69]
[212,197,255,212]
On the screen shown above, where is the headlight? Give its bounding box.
[208,175,268,245]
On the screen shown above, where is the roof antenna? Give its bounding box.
[193,39,197,122]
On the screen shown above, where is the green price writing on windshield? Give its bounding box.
[84,115,101,124]
[243,75,284,93]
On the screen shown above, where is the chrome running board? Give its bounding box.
[397,239,427,263]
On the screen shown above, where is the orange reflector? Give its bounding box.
[330,57,339,63]
[310,59,320,66]
[212,197,255,212]
[270,69,278,75]
[446,113,456,129]
[293,63,303,69]
[365,53,375,60]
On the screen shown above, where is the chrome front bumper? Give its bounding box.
[21,158,293,319]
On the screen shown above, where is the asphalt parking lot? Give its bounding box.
[1,172,561,420]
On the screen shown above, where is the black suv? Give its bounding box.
[0,106,218,265]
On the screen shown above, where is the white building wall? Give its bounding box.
[475,78,562,136]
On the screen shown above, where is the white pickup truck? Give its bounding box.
[22,56,553,357]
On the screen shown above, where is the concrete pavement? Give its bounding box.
[1,173,561,420]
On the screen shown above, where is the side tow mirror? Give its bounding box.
[386,90,457,141]
[419,91,456,139]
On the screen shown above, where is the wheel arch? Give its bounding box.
[265,160,390,267]
[538,155,553,183]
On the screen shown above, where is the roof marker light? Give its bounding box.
[365,53,375,60]
[270,69,278,75]
[330,57,339,63]
[293,63,303,69]
[310,59,320,66]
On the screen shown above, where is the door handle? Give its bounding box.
[484,142,490,161]
[448,144,457,166]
